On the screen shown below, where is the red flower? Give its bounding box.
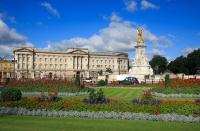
[156,109,161,115]
[39,102,45,109]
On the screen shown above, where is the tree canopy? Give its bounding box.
[168,48,200,75]
[149,55,168,74]
[168,56,189,74]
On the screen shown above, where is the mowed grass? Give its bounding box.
[0,115,199,131]
[67,87,198,101]
[101,87,149,100]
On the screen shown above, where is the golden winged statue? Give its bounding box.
[137,28,144,44]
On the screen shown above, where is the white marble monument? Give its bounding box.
[129,29,153,81]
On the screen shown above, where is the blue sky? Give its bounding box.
[0,0,200,60]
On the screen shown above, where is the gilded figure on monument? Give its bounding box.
[137,28,144,44]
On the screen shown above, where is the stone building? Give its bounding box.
[0,59,14,82]
[13,48,128,79]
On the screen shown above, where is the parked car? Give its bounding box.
[121,77,139,85]
[82,78,92,83]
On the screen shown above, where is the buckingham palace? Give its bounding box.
[13,47,128,79]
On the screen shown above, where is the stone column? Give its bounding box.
[77,56,78,69]
[1,71,3,82]
[17,54,19,69]
[21,54,23,69]
[80,56,82,69]
[73,56,75,69]
[26,54,28,78]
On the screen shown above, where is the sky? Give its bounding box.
[0,0,200,61]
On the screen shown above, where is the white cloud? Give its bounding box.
[0,12,16,23]
[0,19,27,45]
[0,19,33,57]
[141,0,159,10]
[181,48,198,56]
[150,48,165,56]
[45,13,171,55]
[110,12,122,22]
[41,2,60,18]
[124,0,137,12]
[153,36,172,48]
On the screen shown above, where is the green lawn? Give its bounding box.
[92,87,197,101]
[0,116,199,131]
[66,87,199,101]
[101,87,149,100]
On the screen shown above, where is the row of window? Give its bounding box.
[17,63,127,70]
[91,59,127,64]
[91,65,127,69]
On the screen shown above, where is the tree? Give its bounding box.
[168,56,189,74]
[149,55,168,74]
[167,48,200,75]
[75,71,81,88]
[186,49,200,74]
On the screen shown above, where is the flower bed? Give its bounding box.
[4,79,91,92]
[0,107,199,123]
[1,97,199,116]
[171,78,200,88]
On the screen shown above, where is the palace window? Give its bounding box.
[45,64,47,69]
[22,63,25,69]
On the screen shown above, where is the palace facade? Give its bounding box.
[0,59,14,82]
[13,47,128,79]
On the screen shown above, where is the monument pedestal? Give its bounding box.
[129,29,153,82]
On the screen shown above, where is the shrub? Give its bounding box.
[89,89,96,101]
[96,89,105,101]
[84,89,109,104]
[97,80,106,86]
[1,88,22,101]
[164,74,171,88]
[75,72,81,88]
